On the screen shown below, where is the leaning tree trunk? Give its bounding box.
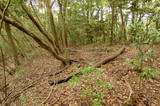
[5,23,20,66]
[110,4,115,45]
[45,0,62,54]
[0,4,71,66]
[119,7,126,41]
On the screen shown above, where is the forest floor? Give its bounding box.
[1,44,160,106]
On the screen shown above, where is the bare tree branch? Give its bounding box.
[0,0,11,33]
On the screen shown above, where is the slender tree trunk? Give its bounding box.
[62,0,69,48]
[100,7,104,21]
[45,0,61,54]
[110,4,115,45]
[57,0,69,48]
[131,0,139,24]
[156,18,160,30]
[119,7,126,41]
[132,12,135,24]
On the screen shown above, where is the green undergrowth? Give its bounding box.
[60,63,115,106]
[124,46,160,81]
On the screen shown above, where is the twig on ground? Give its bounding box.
[2,76,42,104]
[39,86,54,106]
[123,80,133,104]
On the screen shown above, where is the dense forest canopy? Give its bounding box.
[0,0,160,105]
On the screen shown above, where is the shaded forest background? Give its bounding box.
[0,0,160,66]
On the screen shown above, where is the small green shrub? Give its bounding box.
[67,75,80,86]
[19,95,28,101]
[124,46,159,80]
[15,69,25,76]
[95,80,115,90]
[63,64,115,105]
[124,58,141,68]
[92,98,103,106]
[81,87,105,106]
[81,86,94,97]
[140,67,160,80]
[81,81,114,106]
[77,63,100,74]
[78,65,114,106]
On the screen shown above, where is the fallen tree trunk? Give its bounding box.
[94,46,125,68]
[49,46,125,85]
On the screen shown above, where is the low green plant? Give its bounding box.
[15,69,25,76]
[19,95,28,101]
[81,86,94,97]
[81,81,114,106]
[124,58,141,69]
[124,46,159,80]
[63,64,115,105]
[95,80,115,90]
[67,75,80,86]
[79,65,114,106]
[18,95,28,105]
[77,63,100,74]
[140,67,160,80]
[81,86,105,106]
[92,98,103,106]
